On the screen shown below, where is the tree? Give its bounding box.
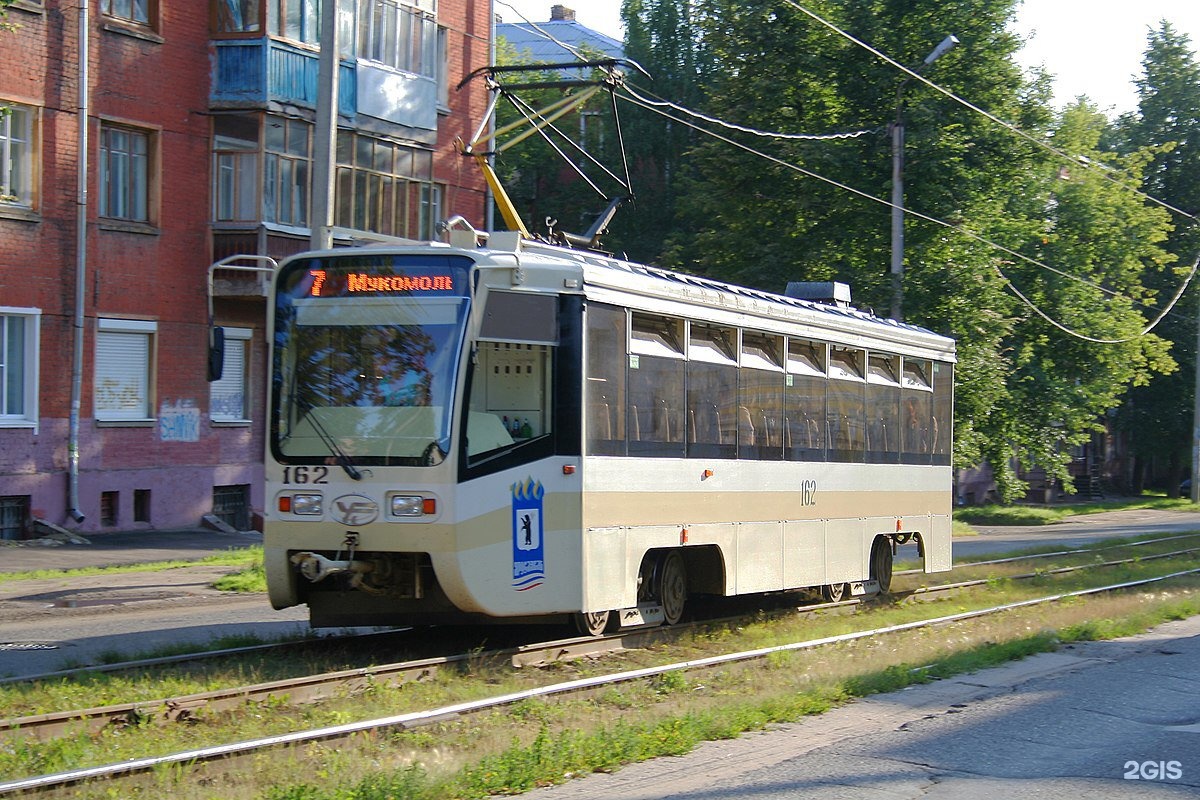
[616,0,1179,499]
[489,36,629,243]
[1112,22,1200,495]
[609,0,714,262]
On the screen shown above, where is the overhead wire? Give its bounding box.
[620,85,1196,343]
[780,0,1200,224]
[776,0,1200,338]
[489,0,1198,341]
[622,90,878,140]
[493,0,589,62]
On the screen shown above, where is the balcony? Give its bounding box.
[211,39,438,133]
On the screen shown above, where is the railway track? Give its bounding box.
[3,540,1199,795]
[11,530,1197,686]
[3,564,1197,796]
[4,535,1197,745]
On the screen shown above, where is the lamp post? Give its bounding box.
[889,34,958,322]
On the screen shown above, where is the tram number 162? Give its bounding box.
[282,466,330,485]
[800,480,817,506]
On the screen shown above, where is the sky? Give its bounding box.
[493,1,1200,115]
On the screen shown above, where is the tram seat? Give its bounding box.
[655,403,673,442]
[589,402,612,439]
[869,420,889,452]
[689,404,723,445]
[760,413,777,448]
[738,406,756,446]
[806,416,821,449]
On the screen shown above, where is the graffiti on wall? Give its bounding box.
[159,400,200,442]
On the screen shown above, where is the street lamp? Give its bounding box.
[889,34,958,322]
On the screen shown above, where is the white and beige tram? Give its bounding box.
[263,232,955,634]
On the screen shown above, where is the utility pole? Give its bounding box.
[310,0,339,250]
[889,35,957,322]
[1192,297,1200,502]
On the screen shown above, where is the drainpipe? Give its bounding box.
[67,0,89,524]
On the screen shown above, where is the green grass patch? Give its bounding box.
[0,547,263,585]
[7,545,1200,799]
[953,495,1197,526]
[211,561,267,593]
[256,593,1200,800]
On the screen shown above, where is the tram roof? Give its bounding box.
[279,235,956,362]
[498,237,957,362]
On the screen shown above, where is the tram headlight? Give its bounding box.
[290,494,323,516]
[390,495,426,517]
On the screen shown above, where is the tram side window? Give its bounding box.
[785,339,826,461]
[866,354,901,463]
[465,291,556,460]
[738,332,785,460]
[628,312,685,457]
[931,361,953,465]
[686,323,737,459]
[901,358,934,464]
[585,303,627,455]
[827,347,866,463]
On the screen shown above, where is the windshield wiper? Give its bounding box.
[303,409,363,480]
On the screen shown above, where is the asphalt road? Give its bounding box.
[520,616,1200,799]
[0,566,312,679]
[513,508,1200,799]
[954,508,1200,559]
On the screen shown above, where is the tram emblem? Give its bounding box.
[511,477,545,591]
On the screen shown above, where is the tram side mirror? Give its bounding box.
[207,326,226,382]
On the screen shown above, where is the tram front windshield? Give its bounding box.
[271,255,473,467]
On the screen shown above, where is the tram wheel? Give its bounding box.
[573,610,613,637]
[871,537,894,595]
[657,551,688,625]
[821,582,847,603]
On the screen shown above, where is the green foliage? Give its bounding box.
[953,494,1197,525]
[1110,22,1200,495]
[490,36,628,242]
[211,561,267,593]
[0,547,263,585]
[605,0,1188,501]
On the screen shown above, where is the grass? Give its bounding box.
[0,547,263,585]
[953,494,1197,527]
[184,588,1200,799]
[6,545,1200,798]
[211,559,267,593]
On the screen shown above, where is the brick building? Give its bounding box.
[0,0,491,538]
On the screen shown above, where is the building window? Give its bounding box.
[0,496,30,541]
[100,124,152,222]
[334,130,437,237]
[102,0,153,26]
[213,116,260,222]
[418,182,442,240]
[133,488,151,522]
[214,0,262,33]
[268,0,320,45]
[100,490,119,527]
[213,484,251,530]
[264,116,310,227]
[0,308,39,428]
[358,0,438,77]
[210,327,252,422]
[0,103,34,209]
[95,318,156,421]
[436,25,449,107]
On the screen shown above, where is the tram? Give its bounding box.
[262,231,955,634]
